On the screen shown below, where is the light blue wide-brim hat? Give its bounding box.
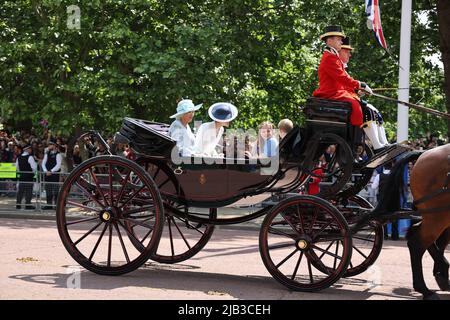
[208,102,238,122]
[169,99,202,119]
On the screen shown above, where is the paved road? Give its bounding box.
[0,217,449,300]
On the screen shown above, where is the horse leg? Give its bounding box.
[428,227,450,291]
[406,221,443,300]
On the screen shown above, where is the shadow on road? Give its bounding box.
[10,263,450,300]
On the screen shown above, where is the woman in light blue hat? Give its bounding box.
[194,102,238,157]
[169,99,202,156]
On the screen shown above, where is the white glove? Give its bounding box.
[364,84,373,95]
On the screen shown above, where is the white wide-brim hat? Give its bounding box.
[169,99,202,119]
[208,102,238,122]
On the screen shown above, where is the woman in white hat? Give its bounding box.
[194,102,238,157]
[169,99,202,156]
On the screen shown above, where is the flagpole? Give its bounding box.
[397,0,412,143]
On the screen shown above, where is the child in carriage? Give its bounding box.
[278,119,294,140]
[245,121,279,158]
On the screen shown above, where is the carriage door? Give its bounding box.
[170,156,230,202]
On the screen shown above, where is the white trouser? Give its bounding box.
[364,104,389,148]
[363,122,384,150]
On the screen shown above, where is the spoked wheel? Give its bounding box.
[56,155,164,275]
[303,133,353,198]
[132,158,216,263]
[259,195,352,292]
[338,195,383,278]
[151,206,217,263]
[310,196,383,278]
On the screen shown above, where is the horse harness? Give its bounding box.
[412,155,450,213]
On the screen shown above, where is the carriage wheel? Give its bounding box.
[303,133,354,199]
[151,206,216,263]
[129,158,216,264]
[56,155,164,275]
[310,195,383,277]
[341,195,383,278]
[259,195,352,292]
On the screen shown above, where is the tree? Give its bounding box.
[0,0,447,147]
[437,0,450,140]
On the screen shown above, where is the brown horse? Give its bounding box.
[365,144,450,300]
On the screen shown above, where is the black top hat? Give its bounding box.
[22,144,32,151]
[341,37,354,51]
[320,25,346,41]
[48,137,57,145]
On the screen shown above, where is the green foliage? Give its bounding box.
[0,0,447,141]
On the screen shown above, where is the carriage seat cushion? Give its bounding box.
[304,97,352,123]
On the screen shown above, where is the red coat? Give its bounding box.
[313,50,363,126]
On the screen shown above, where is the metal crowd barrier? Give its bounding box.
[0,169,71,213]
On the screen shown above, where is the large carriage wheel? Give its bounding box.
[56,156,164,275]
[130,158,216,264]
[310,195,383,278]
[303,133,353,198]
[151,206,217,264]
[259,195,352,292]
[340,195,383,278]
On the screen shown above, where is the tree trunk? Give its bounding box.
[437,0,450,141]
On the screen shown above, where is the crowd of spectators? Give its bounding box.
[0,129,70,173]
[0,128,135,205]
[0,128,135,172]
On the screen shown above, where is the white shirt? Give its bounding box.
[169,119,196,157]
[42,151,62,173]
[194,121,224,157]
[15,151,37,172]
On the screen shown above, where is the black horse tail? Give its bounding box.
[352,150,422,231]
[372,151,422,216]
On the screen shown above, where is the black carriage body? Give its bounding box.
[118,118,303,207]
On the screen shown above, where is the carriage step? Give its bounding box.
[361,143,413,169]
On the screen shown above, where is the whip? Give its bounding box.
[369,92,450,120]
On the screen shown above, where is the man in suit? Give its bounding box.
[16,144,37,210]
[42,138,62,210]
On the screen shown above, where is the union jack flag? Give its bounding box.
[365,0,388,51]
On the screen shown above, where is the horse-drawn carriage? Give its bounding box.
[56,97,413,292]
